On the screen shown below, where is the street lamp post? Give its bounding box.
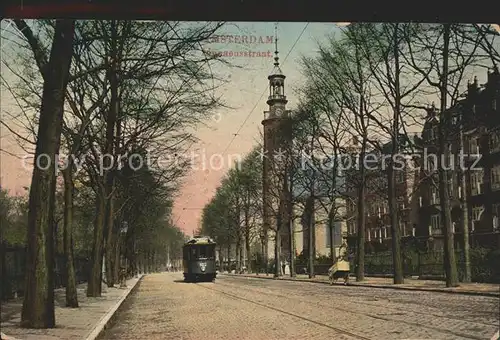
[120,222,129,288]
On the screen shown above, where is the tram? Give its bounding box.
[182,236,217,282]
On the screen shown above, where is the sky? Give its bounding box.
[0,21,343,235]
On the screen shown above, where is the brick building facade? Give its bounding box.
[416,70,500,250]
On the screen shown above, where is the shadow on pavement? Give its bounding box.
[173,280,216,284]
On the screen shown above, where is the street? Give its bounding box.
[100,273,499,340]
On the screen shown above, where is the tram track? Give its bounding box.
[195,282,371,340]
[206,278,496,340]
[221,274,499,327]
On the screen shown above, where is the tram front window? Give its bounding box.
[197,245,215,259]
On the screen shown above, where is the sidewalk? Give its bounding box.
[224,273,500,297]
[0,275,143,340]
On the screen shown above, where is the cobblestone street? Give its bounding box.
[100,273,499,340]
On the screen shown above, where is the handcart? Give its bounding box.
[328,260,350,285]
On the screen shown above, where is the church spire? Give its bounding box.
[270,22,283,77]
[274,23,280,68]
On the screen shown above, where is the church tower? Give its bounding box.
[261,25,292,276]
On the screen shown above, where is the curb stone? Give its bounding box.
[222,274,500,298]
[84,275,145,340]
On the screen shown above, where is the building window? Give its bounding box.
[468,136,479,155]
[492,203,500,216]
[472,206,483,221]
[470,170,484,195]
[431,214,441,229]
[490,130,500,153]
[492,203,500,230]
[447,179,453,197]
[491,166,500,191]
[399,220,407,236]
[431,185,439,205]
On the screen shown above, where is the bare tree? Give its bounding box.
[403,23,495,286]
[19,19,75,329]
[301,31,377,281]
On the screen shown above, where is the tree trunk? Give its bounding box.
[286,168,295,278]
[21,19,75,329]
[262,235,268,275]
[389,23,405,285]
[218,245,224,271]
[438,23,459,287]
[388,164,404,284]
[104,202,116,287]
[244,203,251,272]
[274,229,281,278]
[227,244,231,272]
[114,241,120,282]
[355,138,367,282]
[289,215,296,278]
[329,208,335,262]
[308,199,315,279]
[104,21,119,288]
[142,254,146,274]
[87,192,106,297]
[62,168,78,307]
[459,127,471,282]
[239,241,244,272]
[146,254,150,274]
[245,229,251,272]
[235,237,241,273]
